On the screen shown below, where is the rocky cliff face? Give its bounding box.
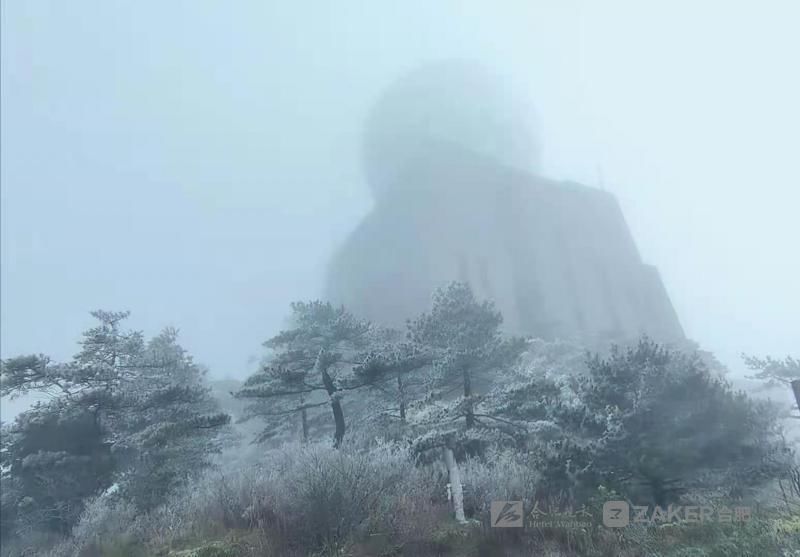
[326,144,683,344]
[326,62,683,345]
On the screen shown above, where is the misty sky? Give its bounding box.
[2,1,798,419]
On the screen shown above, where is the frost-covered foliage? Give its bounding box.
[48,440,442,556]
[41,494,139,557]
[460,448,542,518]
[352,330,434,427]
[743,354,800,387]
[406,282,527,455]
[110,327,232,510]
[0,311,230,542]
[518,337,588,377]
[1,312,144,399]
[584,340,791,504]
[235,301,375,446]
[3,296,797,556]
[0,398,114,538]
[493,339,793,505]
[257,440,432,548]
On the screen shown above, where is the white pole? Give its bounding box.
[443,447,467,523]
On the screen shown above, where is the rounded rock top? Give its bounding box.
[362,60,541,202]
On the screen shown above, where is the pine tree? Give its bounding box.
[492,339,793,505]
[0,397,114,536]
[0,311,230,537]
[743,354,800,418]
[236,301,373,447]
[405,282,526,522]
[353,330,433,426]
[0,311,141,535]
[110,327,231,509]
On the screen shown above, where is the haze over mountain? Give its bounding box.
[2,1,799,421]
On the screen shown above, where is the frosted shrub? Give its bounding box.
[43,494,138,557]
[373,461,448,543]
[130,494,192,550]
[190,467,264,532]
[266,440,417,548]
[461,449,541,521]
[132,440,431,552]
[74,495,136,543]
[132,460,272,547]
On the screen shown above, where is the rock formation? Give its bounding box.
[326,61,684,345]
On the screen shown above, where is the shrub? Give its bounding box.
[37,494,140,557]
[503,339,792,507]
[116,440,438,554]
[266,440,420,549]
[460,448,542,521]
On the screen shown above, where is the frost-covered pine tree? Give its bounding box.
[0,311,230,535]
[486,338,794,506]
[0,311,142,534]
[0,396,115,536]
[744,354,800,418]
[109,326,231,509]
[406,282,526,523]
[236,301,374,447]
[353,330,434,427]
[577,340,792,505]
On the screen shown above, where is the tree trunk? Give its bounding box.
[398,373,406,423]
[330,394,345,448]
[791,379,800,416]
[463,369,474,429]
[444,446,467,523]
[320,361,346,448]
[301,406,309,442]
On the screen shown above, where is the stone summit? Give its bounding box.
[326,61,683,344]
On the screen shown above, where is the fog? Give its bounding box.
[2,1,798,420]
